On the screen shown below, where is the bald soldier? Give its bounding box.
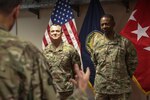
[86,14,137,100]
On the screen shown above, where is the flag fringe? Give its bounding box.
[88,81,95,94]
[132,76,150,95]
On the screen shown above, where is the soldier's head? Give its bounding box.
[49,24,63,42]
[0,0,22,31]
[100,14,115,35]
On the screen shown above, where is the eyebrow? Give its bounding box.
[50,30,61,32]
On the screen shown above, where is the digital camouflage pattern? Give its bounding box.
[0,29,87,100]
[95,92,130,100]
[86,31,138,94]
[43,42,81,93]
[0,29,58,100]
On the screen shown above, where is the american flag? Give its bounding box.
[42,0,81,58]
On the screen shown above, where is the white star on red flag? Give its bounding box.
[128,10,136,21]
[132,23,149,41]
[144,46,150,51]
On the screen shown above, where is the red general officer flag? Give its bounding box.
[120,0,150,94]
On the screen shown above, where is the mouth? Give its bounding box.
[51,34,60,39]
[51,34,58,37]
[102,30,107,33]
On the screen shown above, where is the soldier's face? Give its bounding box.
[49,25,62,41]
[100,17,114,34]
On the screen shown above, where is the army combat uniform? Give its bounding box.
[86,31,138,100]
[0,28,87,100]
[43,42,81,100]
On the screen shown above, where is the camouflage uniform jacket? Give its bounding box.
[0,29,87,100]
[86,31,138,94]
[43,42,81,93]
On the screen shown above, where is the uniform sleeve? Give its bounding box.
[86,31,102,67]
[0,47,26,100]
[125,40,138,77]
[42,46,48,58]
[71,47,81,69]
[67,89,88,100]
[20,43,58,100]
[86,31,103,55]
[91,51,98,68]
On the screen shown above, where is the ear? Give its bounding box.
[61,31,63,36]
[12,5,20,19]
[112,21,115,27]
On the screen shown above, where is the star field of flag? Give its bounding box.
[51,0,73,25]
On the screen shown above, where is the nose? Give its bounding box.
[51,30,57,34]
[102,25,107,30]
[103,24,107,28]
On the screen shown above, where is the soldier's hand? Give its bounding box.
[70,64,90,91]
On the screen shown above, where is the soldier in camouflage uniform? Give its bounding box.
[86,14,138,100]
[0,0,90,100]
[43,24,81,100]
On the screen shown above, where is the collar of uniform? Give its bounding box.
[47,41,64,52]
[0,28,10,36]
[102,33,119,40]
[0,24,9,31]
[101,33,120,45]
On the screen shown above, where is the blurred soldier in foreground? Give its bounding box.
[0,0,90,99]
[86,14,138,100]
[43,24,81,100]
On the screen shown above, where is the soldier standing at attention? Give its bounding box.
[0,0,90,100]
[86,14,138,100]
[43,24,81,100]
